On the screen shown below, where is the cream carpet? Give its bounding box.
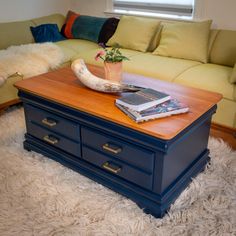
[0,107,235,236]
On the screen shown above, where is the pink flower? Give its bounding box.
[95,50,105,61]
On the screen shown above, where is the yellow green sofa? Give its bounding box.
[0,13,235,130]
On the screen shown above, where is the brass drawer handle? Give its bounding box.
[102,162,121,174]
[102,143,122,154]
[42,118,57,127]
[43,135,59,145]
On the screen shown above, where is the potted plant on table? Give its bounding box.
[95,44,129,82]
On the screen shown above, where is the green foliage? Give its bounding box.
[95,44,129,63]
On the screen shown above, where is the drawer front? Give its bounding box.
[81,127,154,173]
[24,104,80,142]
[82,146,153,190]
[27,122,81,157]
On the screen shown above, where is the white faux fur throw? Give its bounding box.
[0,43,64,86]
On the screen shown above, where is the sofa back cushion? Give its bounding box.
[147,25,163,52]
[107,16,161,52]
[0,14,65,50]
[209,30,236,67]
[31,14,65,30]
[0,20,35,50]
[153,20,212,63]
[208,29,219,56]
[229,63,236,84]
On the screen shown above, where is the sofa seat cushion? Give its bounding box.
[213,99,236,128]
[54,42,77,64]
[0,75,23,104]
[174,64,234,101]
[76,49,201,82]
[55,39,100,64]
[122,53,201,82]
[55,39,99,53]
[75,48,144,66]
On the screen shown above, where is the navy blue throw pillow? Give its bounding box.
[30,24,65,43]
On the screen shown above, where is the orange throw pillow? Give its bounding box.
[64,11,80,39]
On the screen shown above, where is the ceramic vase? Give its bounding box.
[104,61,123,82]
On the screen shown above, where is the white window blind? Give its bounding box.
[113,0,194,17]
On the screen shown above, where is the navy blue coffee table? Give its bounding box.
[15,65,222,217]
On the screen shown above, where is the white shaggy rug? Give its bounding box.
[0,107,235,236]
[0,43,64,86]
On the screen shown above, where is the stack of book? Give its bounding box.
[115,88,189,123]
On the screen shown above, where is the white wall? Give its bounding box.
[198,0,236,30]
[0,0,70,22]
[70,0,108,17]
[0,0,235,30]
[70,0,236,30]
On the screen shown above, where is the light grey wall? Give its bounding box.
[70,0,236,30]
[194,0,236,29]
[70,0,108,17]
[0,0,70,22]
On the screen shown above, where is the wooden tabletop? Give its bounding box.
[14,65,222,140]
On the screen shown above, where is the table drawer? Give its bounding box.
[82,145,153,190]
[81,127,154,173]
[27,122,81,157]
[24,104,80,142]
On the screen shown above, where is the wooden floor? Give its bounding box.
[210,123,236,150]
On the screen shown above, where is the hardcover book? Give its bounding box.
[116,99,189,123]
[116,88,171,112]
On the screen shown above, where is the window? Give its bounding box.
[113,0,194,18]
